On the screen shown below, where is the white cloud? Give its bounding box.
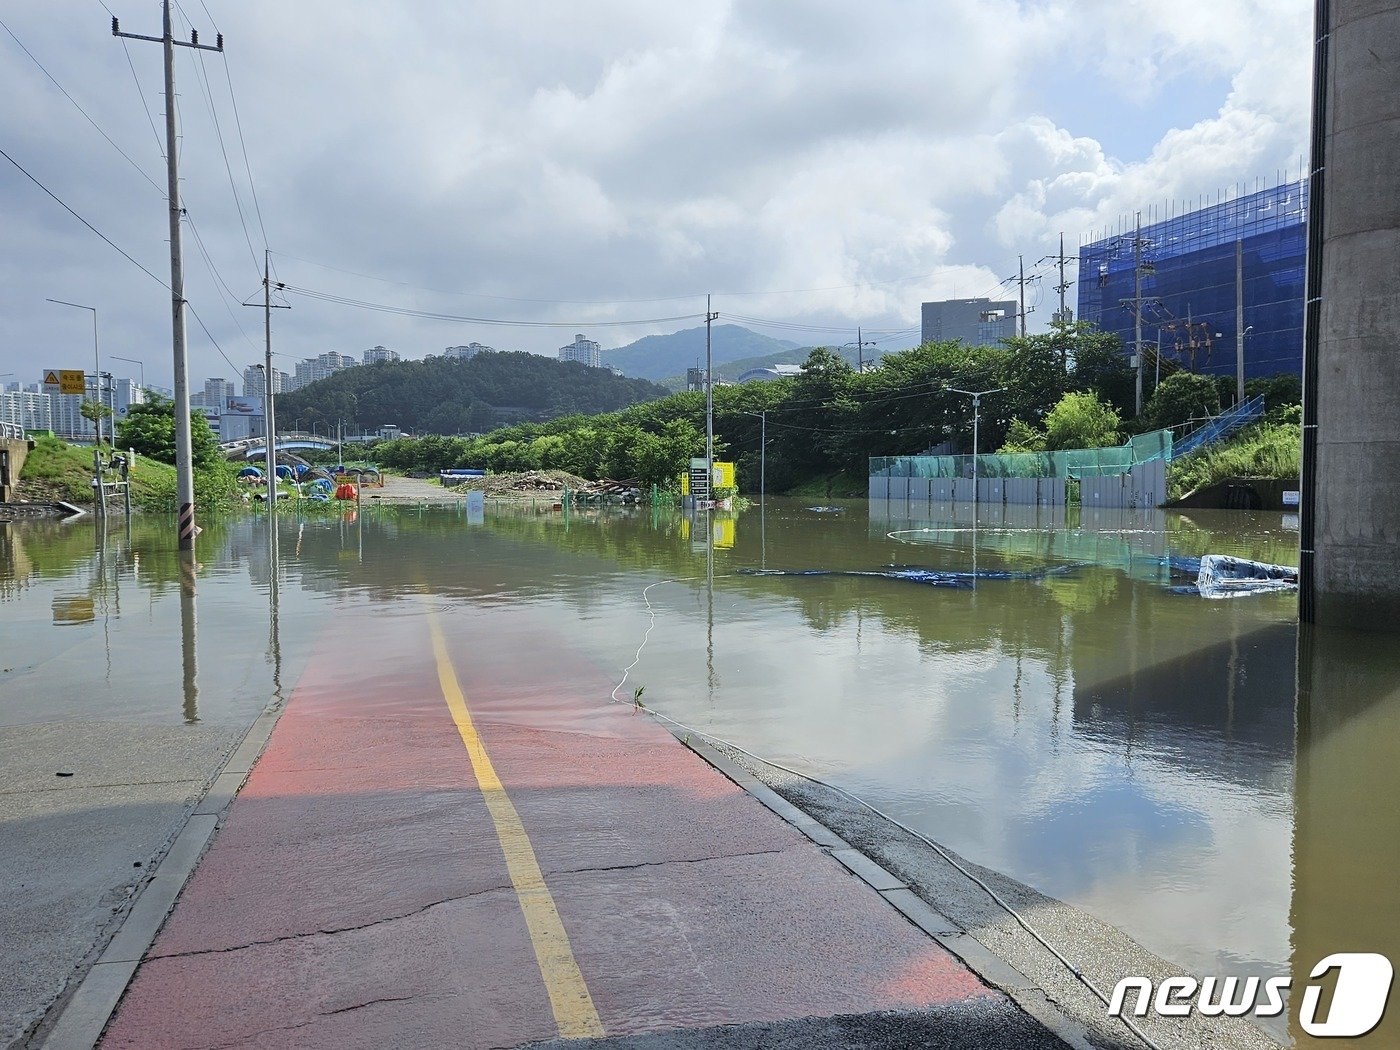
[0,1,1311,385]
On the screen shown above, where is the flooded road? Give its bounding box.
[2,499,1397,1046]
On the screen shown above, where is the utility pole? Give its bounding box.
[1038,233,1078,369]
[1018,255,1028,337]
[1007,257,1040,338]
[113,3,223,553]
[244,250,288,507]
[1235,238,1246,404]
[1133,216,1143,414]
[844,328,876,372]
[705,294,718,481]
[1116,213,1158,416]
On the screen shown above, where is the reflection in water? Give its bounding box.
[179,552,198,724]
[7,499,1396,1046]
[1292,626,1400,1046]
[268,512,283,702]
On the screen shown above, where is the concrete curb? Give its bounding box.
[676,733,1105,1050]
[36,702,286,1050]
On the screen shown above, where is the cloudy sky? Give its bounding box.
[1,1,1312,389]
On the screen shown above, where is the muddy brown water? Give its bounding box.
[2,499,1396,1045]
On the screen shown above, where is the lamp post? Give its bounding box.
[111,355,145,392]
[46,299,101,444]
[947,387,1005,512]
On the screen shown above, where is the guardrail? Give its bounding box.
[1170,395,1265,460]
[0,421,26,440]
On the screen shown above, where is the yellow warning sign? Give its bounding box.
[59,369,86,394]
[43,371,59,386]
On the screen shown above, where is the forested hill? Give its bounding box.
[276,351,669,434]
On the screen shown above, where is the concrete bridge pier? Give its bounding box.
[1303,0,1400,628]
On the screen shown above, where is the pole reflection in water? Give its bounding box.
[705,505,716,695]
[179,551,198,724]
[1291,624,1400,1045]
[94,517,113,680]
[267,513,283,701]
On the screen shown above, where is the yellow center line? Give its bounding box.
[426,608,604,1040]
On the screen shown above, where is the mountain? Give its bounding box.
[655,344,882,391]
[276,351,669,435]
[603,324,800,381]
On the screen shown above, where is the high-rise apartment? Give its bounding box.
[558,334,601,368]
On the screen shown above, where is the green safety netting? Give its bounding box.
[870,429,1172,480]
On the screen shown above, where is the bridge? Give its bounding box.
[220,432,337,458]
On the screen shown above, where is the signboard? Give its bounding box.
[466,489,485,524]
[224,396,264,416]
[1283,490,1301,507]
[43,369,87,395]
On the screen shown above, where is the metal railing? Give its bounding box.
[0,421,26,440]
[1169,395,1265,460]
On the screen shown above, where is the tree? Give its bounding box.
[79,398,113,443]
[1139,372,1221,432]
[1063,322,1134,418]
[115,396,221,469]
[1043,391,1122,451]
[998,419,1047,453]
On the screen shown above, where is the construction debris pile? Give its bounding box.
[470,470,647,504]
[475,470,592,496]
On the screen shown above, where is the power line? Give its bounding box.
[171,2,260,274]
[0,15,165,197]
[0,143,241,379]
[197,0,270,250]
[1,146,167,286]
[281,283,707,329]
[185,210,261,353]
[270,249,1004,308]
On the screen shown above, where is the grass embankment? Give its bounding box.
[1167,420,1301,501]
[17,436,240,511]
[782,470,868,498]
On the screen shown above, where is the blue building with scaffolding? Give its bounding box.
[1077,179,1308,380]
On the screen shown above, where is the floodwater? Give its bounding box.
[2,499,1398,1046]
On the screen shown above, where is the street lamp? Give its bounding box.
[46,299,101,444]
[111,355,145,392]
[947,387,1005,512]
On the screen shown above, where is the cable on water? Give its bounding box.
[610,572,1166,1050]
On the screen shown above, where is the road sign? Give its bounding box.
[44,369,87,394]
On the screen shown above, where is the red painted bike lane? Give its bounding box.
[102,604,998,1048]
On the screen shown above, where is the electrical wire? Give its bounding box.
[610,574,1164,1050]
[1,146,167,287]
[2,143,246,382]
[172,3,261,276]
[194,0,270,249]
[185,210,261,354]
[281,283,707,329]
[1,15,165,197]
